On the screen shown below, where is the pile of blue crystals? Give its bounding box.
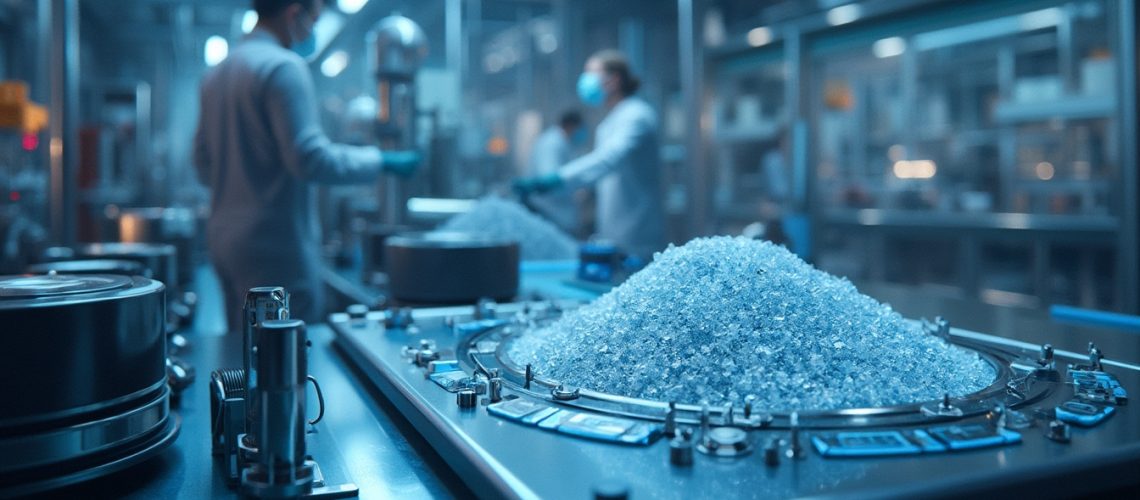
[437,197,578,261]
[507,236,995,411]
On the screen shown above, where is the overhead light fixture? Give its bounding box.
[872,36,906,58]
[204,36,229,66]
[747,27,773,47]
[241,10,258,34]
[826,4,861,26]
[337,0,369,15]
[536,33,558,54]
[1035,161,1055,180]
[892,160,937,179]
[321,50,349,77]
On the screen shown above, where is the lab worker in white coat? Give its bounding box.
[528,110,586,235]
[193,0,420,333]
[513,50,666,258]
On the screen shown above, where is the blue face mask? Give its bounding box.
[291,11,317,58]
[577,72,605,107]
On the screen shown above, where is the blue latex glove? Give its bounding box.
[511,172,564,196]
[381,150,422,177]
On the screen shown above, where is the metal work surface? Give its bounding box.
[330,299,1140,499]
[37,303,466,499]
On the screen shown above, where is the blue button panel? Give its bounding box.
[1055,400,1115,427]
[814,425,1020,458]
[812,431,922,457]
[1070,369,1128,405]
[487,399,662,445]
[926,424,1022,451]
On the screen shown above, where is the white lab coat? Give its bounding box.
[193,28,385,331]
[529,127,579,234]
[558,97,665,258]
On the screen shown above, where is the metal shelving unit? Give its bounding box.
[707,0,1137,312]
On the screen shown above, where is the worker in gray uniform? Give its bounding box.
[193,0,420,333]
[514,50,666,259]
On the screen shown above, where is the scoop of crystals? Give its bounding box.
[437,197,578,261]
[508,236,994,411]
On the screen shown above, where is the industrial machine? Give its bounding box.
[330,301,1139,498]
[368,14,428,226]
[209,287,358,499]
[0,273,179,497]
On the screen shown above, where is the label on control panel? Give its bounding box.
[812,431,923,457]
[485,399,661,445]
[926,424,1022,451]
[814,425,1020,458]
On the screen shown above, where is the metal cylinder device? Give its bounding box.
[242,287,290,454]
[367,14,427,225]
[241,319,313,498]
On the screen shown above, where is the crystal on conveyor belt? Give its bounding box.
[506,236,995,411]
[436,196,578,261]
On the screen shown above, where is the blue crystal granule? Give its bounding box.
[437,197,578,261]
[507,236,995,411]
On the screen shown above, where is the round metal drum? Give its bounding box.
[0,273,177,495]
[116,207,197,287]
[26,258,147,277]
[386,232,519,304]
[68,242,179,291]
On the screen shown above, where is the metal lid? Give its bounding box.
[387,231,518,250]
[0,274,132,298]
[26,259,147,277]
[78,242,175,257]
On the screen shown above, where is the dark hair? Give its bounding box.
[254,0,316,18]
[559,111,583,130]
[591,49,640,95]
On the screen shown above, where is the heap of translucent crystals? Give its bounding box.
[436,197,578,261]
[507,236,994,411]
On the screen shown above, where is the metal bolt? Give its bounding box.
[489,378,503,403]
[663,402,677,438]
[763,438,781,467]
[786,411,804,459]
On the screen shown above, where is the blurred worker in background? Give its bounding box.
[193,0,421,333]
[527,110,587,236]
[513,50,666,259]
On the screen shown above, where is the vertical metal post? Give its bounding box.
[135,82,153,203]
[678,0,707,240]
[1116,0,1139,312]
[48,0,78,246]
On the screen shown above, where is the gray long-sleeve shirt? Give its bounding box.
[193,28,384,324]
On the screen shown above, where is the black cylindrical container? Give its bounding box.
[0,273,175,495]
[0,274,166,426]
[385,232,519,304]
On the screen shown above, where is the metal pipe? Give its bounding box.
[1116,0,1139,312]
[678,0,707,241]
[48,0,78,246]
